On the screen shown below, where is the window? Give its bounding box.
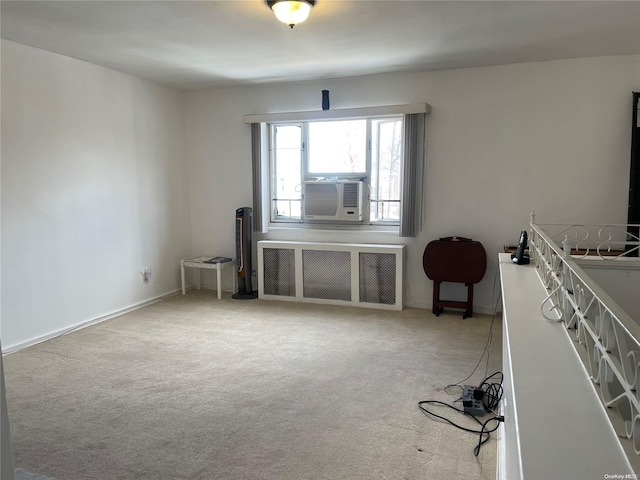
[371,119,403,224]
[247,104,428,237]
[270,116,403,224]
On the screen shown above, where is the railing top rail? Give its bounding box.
[534,222,640,228]
[532,221,640,258]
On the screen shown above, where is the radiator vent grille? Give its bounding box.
[359,253,397,305]
[258,241,405,311]
[262,248,296,297]
[303,250,351,300]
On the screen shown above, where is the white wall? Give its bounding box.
[1,40,193,350]
[186,55,640,312]
[1,48,636,346]
[580,262,640,322]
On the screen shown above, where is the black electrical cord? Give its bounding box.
[445,280,502,393]
[443,313,495,393]
[478,371,504,413]
[419,370,504,456]
[473,416,504,456]
[417,400,503,456]
[418,400,484,434]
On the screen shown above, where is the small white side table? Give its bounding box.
[181,257,236,300]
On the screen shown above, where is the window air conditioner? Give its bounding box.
[303,181,365,222]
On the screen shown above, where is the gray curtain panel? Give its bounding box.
[400,113,426,238]
[251,123,268,234]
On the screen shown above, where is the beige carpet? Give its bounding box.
[4,291,502,480]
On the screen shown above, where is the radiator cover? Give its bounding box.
[258,240,405,310]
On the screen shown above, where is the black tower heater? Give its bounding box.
[232,207,258,299]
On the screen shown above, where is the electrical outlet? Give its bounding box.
[142,268,152,283]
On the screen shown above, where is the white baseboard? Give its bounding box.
[405,299,497,316]
[3,289,182,354]
[405,300,430,310]
[186,282,235,293]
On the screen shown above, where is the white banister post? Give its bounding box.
[561,235,571,324]
[563,236,571,257]
[529,211,536,262]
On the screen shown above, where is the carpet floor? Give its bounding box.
[4,291,503,480]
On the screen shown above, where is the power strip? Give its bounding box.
[462,385,486,417]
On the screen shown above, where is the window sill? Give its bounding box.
[268,222,399,235]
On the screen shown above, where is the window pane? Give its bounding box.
[273,125,302,219]
[370,119,402,222]
[308,120,366,174]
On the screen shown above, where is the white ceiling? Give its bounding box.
[2,1,639,91]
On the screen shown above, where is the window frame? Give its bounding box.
[268,115,403,226]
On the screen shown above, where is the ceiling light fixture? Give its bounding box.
[266,0,315,29]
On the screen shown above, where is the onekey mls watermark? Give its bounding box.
[604,475,638,479]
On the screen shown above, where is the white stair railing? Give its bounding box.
[529,213,640,466]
